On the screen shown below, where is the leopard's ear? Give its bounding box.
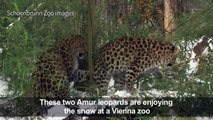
[172,46,175,52]
[171,46,179,54]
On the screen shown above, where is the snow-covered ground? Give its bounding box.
[0,77,8,97]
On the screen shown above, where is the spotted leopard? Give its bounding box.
[94,37,179,95]
[32,35,88,98]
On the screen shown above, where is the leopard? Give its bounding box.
[94,37,179,95]
[32,35,88,98]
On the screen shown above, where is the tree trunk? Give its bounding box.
[87,0,94,85]
[164,0,176,39]
[118,0,128,25]
[106,0,128,25]
[164,0,186,39]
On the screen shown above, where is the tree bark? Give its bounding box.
[164,0,176,39]
[87,0,94,84]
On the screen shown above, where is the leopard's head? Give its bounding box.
[58,35,88,58]
[158,41,179,67]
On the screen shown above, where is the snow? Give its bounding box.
[195,117,213,120]
[114,90,131,97]
[187,51,199,74]
[0,78,8,97]
[187,36,212,74]
[47,105,67,117]
[184,36,212,89]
